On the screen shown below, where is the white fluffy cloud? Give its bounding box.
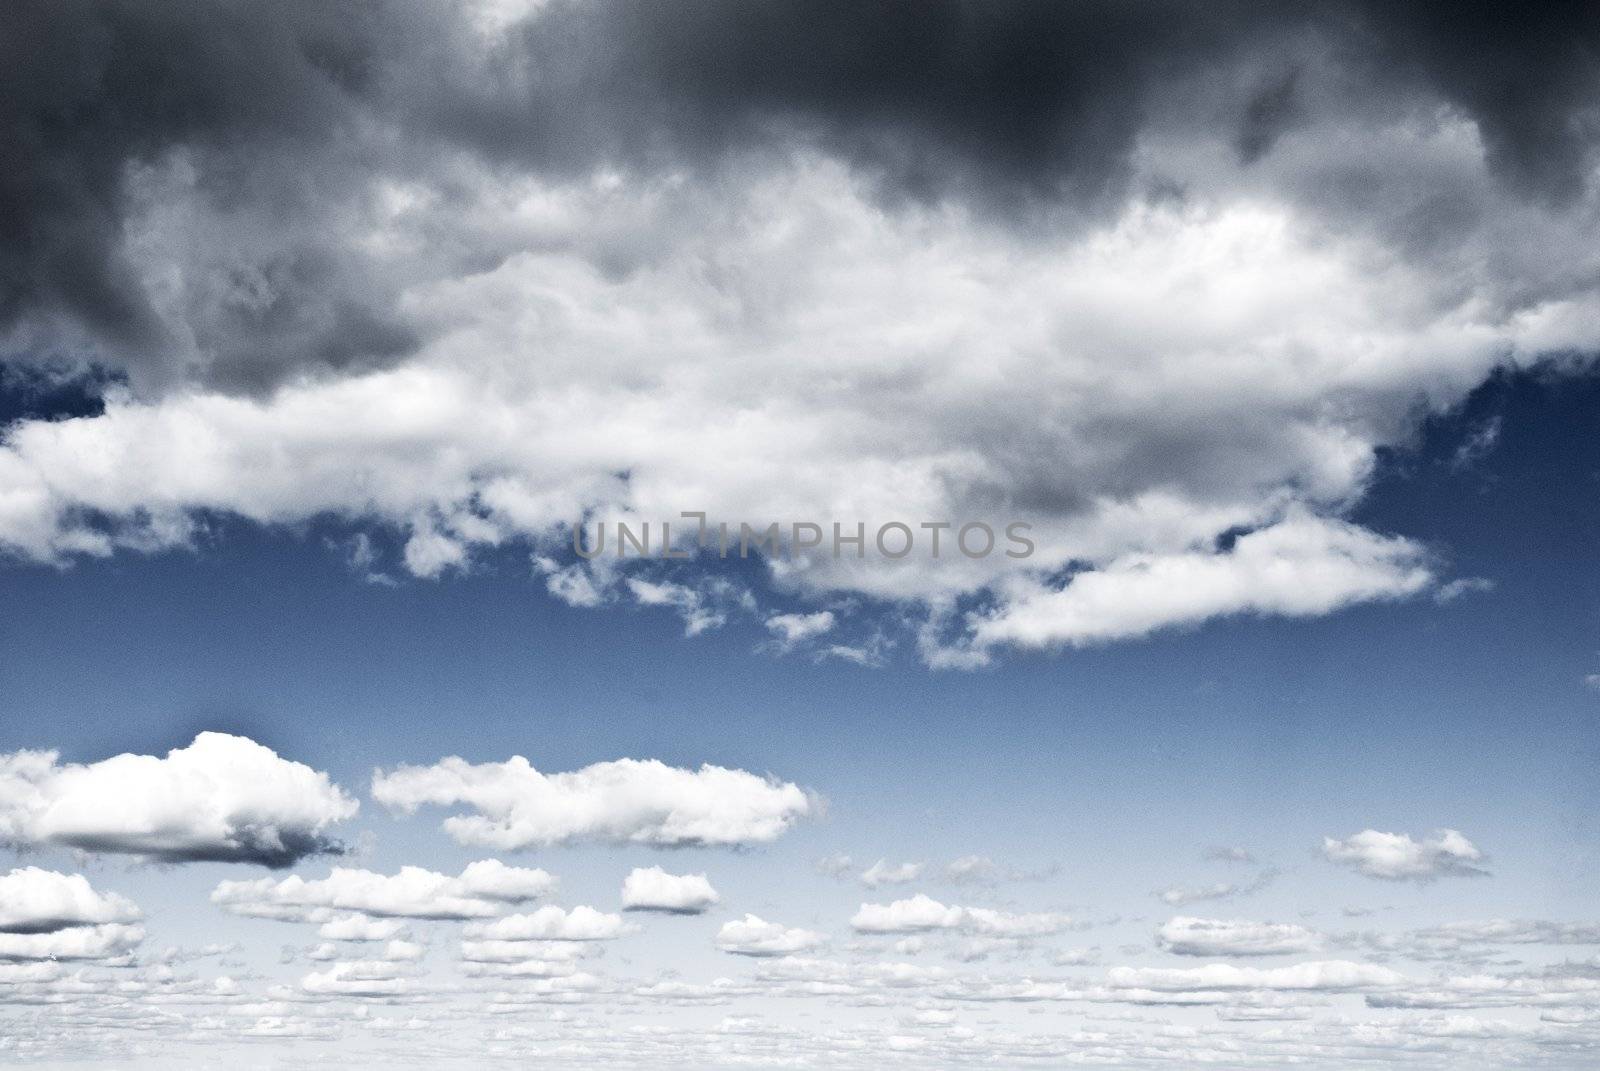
[715,915,826,957]
[6,130,1593,661]
[967,512,1432,653]
[1322,829,1489,882]
[212,860,554,922]
[317,915,408,942]
[1157,917,1323,957]
[463,906,628,942]
[851,894,1073,937]
[850,894,965,933]
[0,868,144,963]
[620,867,720,915]
[371,754,812,849]
[0,732,356,867]
[0,923,145,962]
[0,867,141,934]
[298,959,417,998]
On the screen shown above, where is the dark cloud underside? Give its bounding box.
[0,0,1596,391]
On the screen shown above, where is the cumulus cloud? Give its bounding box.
[317,915,408,943]
[851,894,1074,937]
[464,906,629,942]
[380,939,426,963]
[716,915,826,957]
[371,754,812,849]
[1322,829,1490,882]
[0,732,356,867]
[299,959,417,998]
[966,513,1432,653]
[0,922,145,962]
[0,867,144,963]
[850,895,965,933]
[1157,917,1323,957]
[0,867,141,934]
[620,867,720,915]
[211,860,554,922]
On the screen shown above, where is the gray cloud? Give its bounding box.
[4,1,1596,393]
[0,1,434,390]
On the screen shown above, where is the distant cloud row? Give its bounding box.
[0,732,814,869]
[0,733,1487,890]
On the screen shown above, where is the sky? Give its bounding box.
[3,2,1600,1067]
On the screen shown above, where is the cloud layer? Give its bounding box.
[2,2,1598,661]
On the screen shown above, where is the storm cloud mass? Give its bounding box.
[2,0,1598,661]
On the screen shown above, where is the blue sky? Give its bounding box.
[8,368,1598,817]
[4,366,1600,1066]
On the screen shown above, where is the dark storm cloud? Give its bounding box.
[447,0,1269,207]
[446,0,1600,204]
[1352,0,1600,204]
[1,0,1596,391]
[1236,70,1302,165]
[0,0,429,389]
